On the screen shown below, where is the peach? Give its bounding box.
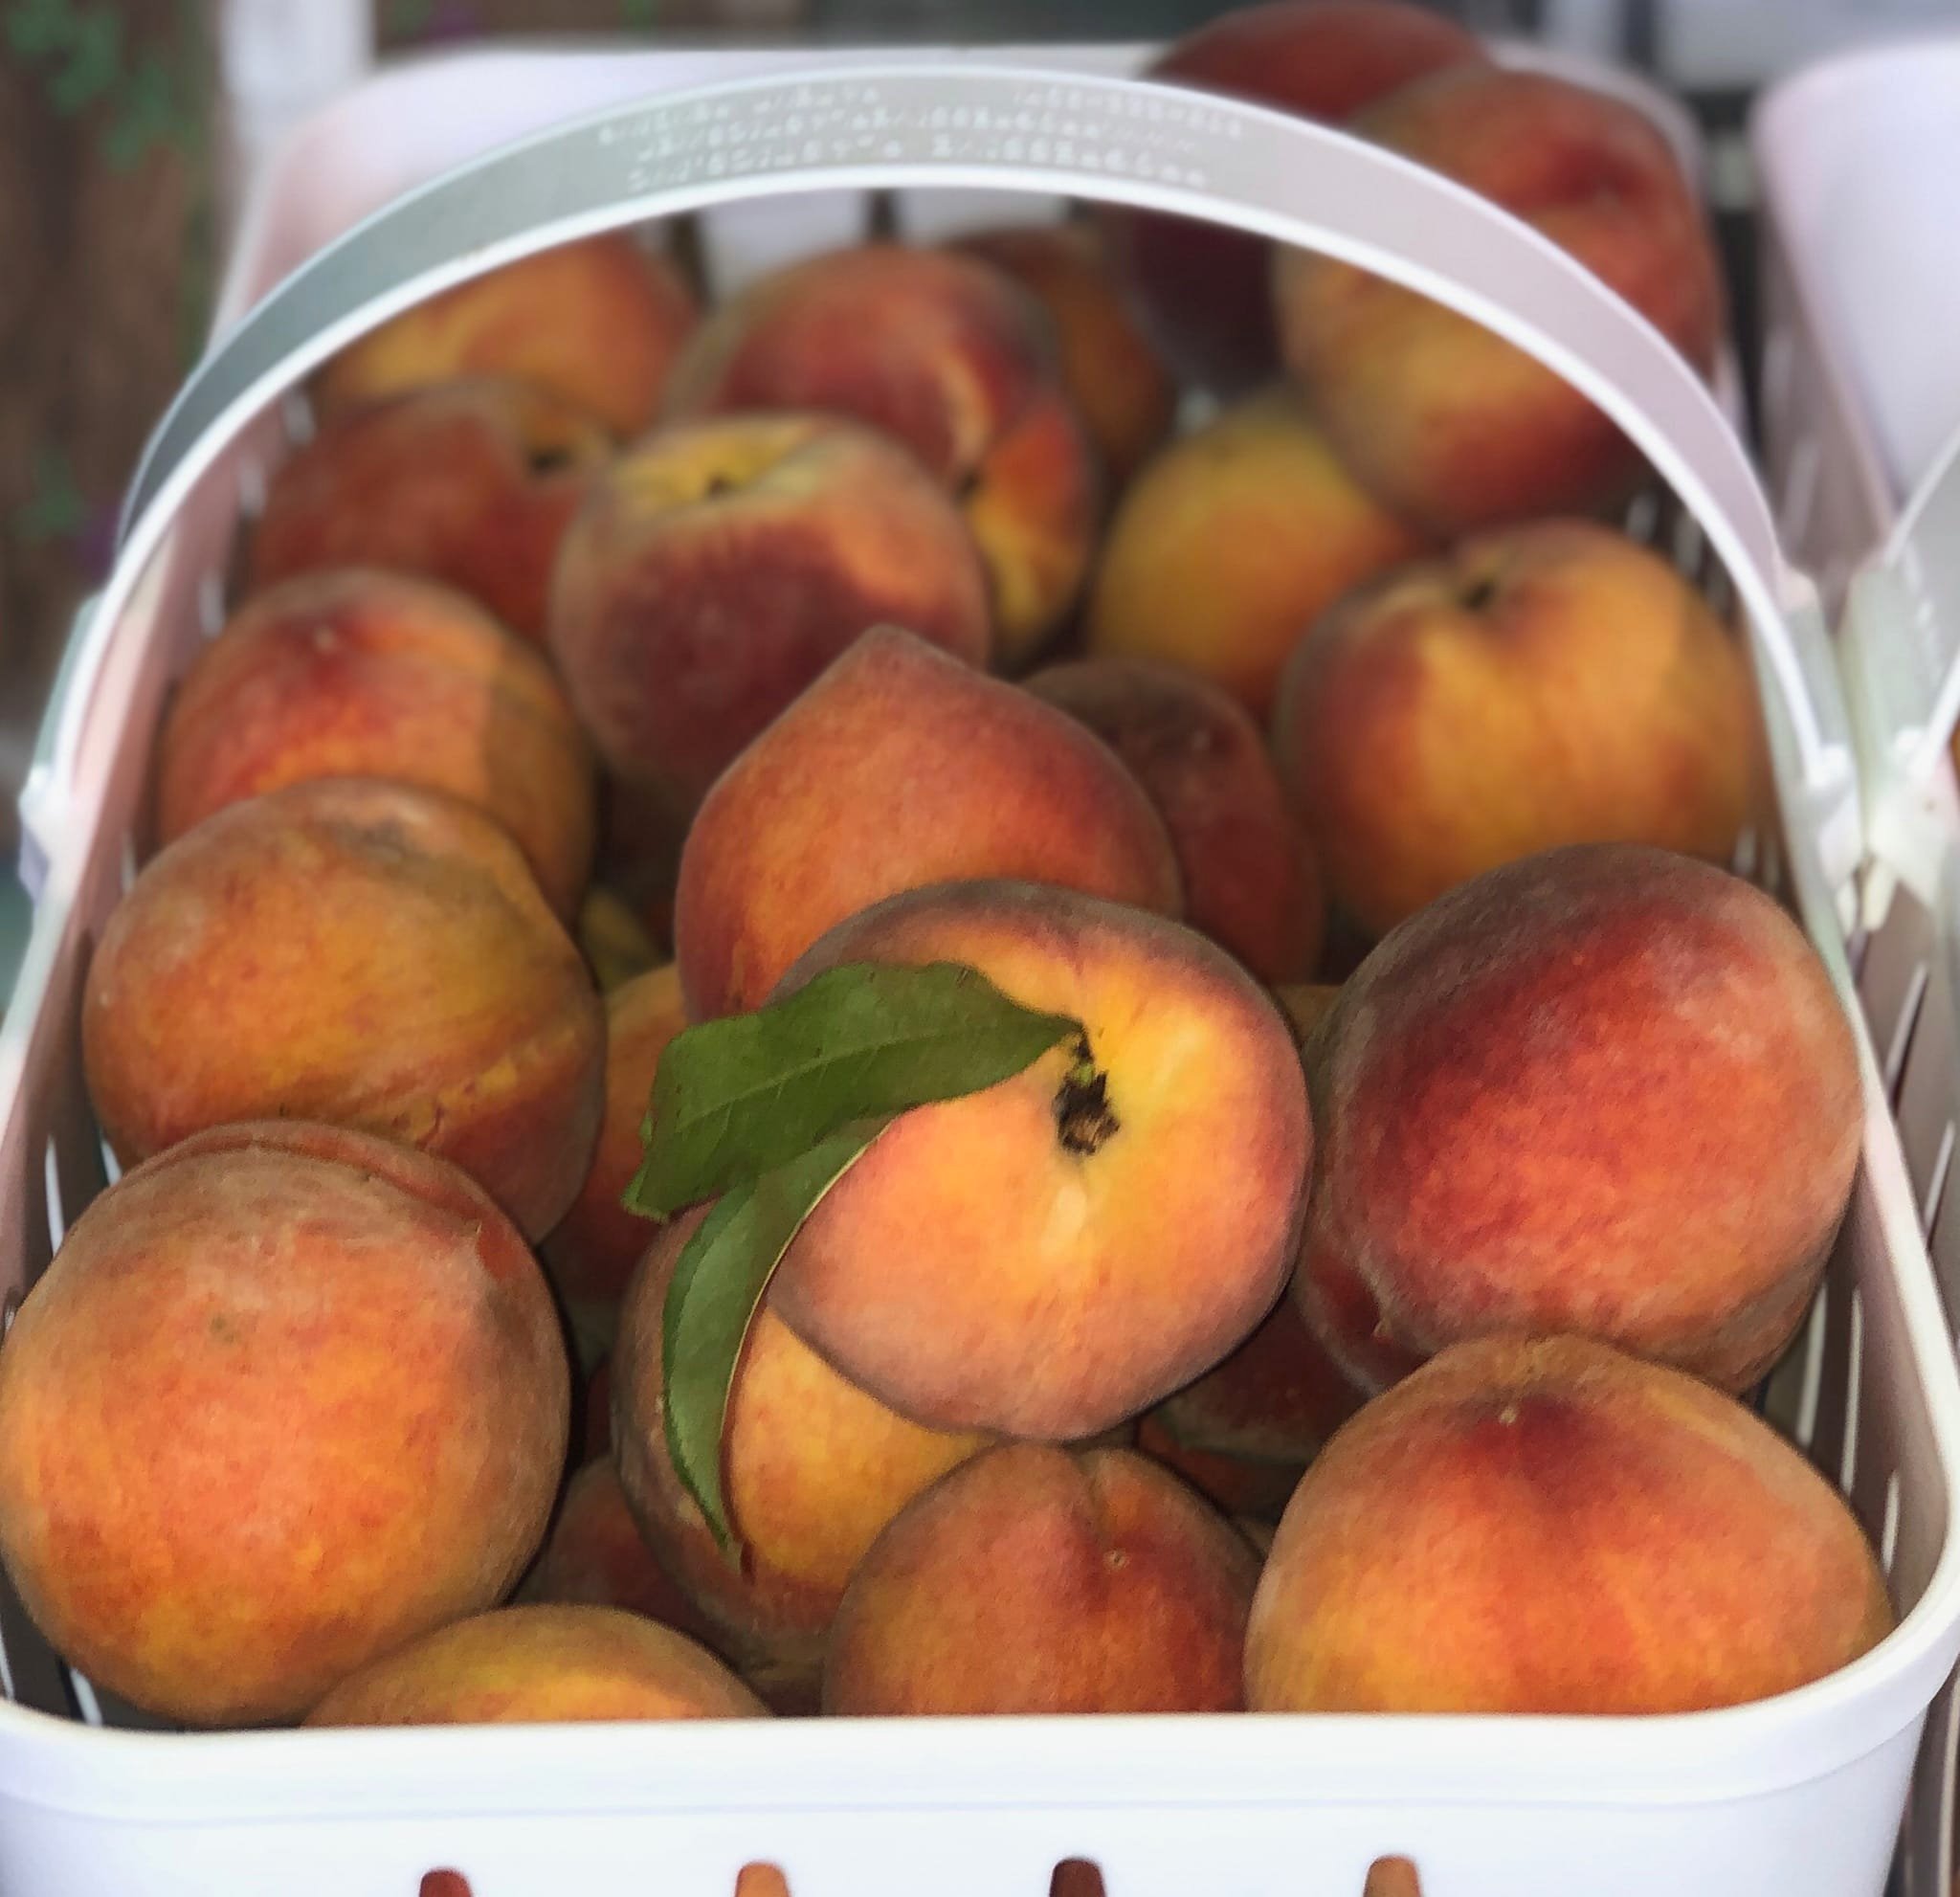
[1083,388,1426,720]
[773,879,1310,1439]
[951,223,1178,491]
[314,234,698,438]
[523,1461,720,1652]
[1274,64,1725,534]
[542,963,685,1325]
[1144,1293,1362,1518]
[156,568,596,917]
[82,777,604,1240]
[1026,655,1325,981]
[1270,518,1760,936]
[0,1122,567,1726]
[306,1604,765,1726]
[1299,845,1861,1396]
[252,378,608,642]
[577,885,662,991]
[1105,1,1487,392]
[673,626,1182,1019]
[824,1444,1259,1714]
[1246,1335,1893,1713]
[664,243,1098,663]
[613,1208,988,1704]
[548,413,991,819]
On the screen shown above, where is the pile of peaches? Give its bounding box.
[0,0,1893,1743]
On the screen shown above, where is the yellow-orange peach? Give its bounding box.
[1274,65,1724,534]
[1084,388,1425,720]
[315,234,698,438]
[1104,0,1487,392]
[306,1604,764,1726]
[1271,519,1760,935]
[665,243,1097,663]
[673,627,1182,1019]
[549,413,991,819]
[951,223,1178,491]
[1027,655,1324,981]
[613,1209,988,1704]
[542,963,684,1323]
[1246,1335,1892,1713]
[252,378,608,642]
[83,777,604,1240]
[1297,845,1860,1395]
[0,1122,567,1726]
[156,568,596,917]
[774,879,1310,1439]
[824,1444,1259,1714]
[577,886,662,991]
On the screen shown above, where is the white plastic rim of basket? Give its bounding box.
[14,62,1859,924]
[1839,421,1960,927]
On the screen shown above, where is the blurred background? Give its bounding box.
[1,0,1956,954]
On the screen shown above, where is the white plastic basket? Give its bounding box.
[2,42,1957,1897]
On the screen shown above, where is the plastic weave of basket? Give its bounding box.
[0,43,1957,1897]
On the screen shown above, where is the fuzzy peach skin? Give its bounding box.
[673,626,1182,1019]
[548,413,991,819]
[155,568,597,917]
[313,234,698,438]
[577,885,663,991]
[1274,64,1724,536]
[950,223,1178,492]
[1246,1335,1893,1714]
[824,1444,1259,1714]
[1084,388,1426,722]
[542,962,685,1321]
[82,777,604,1240]
[0,1122,568,1727]
[613,1207,988,1706]
[1297,844,1862,1396]
[664,243,1098,664]
[1272,519,1760,937]
[251,378,609,642]
[772,879,1311,1439]
[523,1460,722,1653]
[306,1604,765,1726]
[1102,0,1486,394]
[1027,655,1325,982]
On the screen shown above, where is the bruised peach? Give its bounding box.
[83,778,604,1240]
[156,568,596,916]
[1246,1335,1892,1713]
[674,627,1182,1019]
[0,1122,567,1726]
[252,378,608,641]
[824,1444,1258,1714]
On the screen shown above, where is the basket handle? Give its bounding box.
[28,62,1859,894]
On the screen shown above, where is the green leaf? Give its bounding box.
[662,1120,890,1551]
[627,961,1080,1220]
